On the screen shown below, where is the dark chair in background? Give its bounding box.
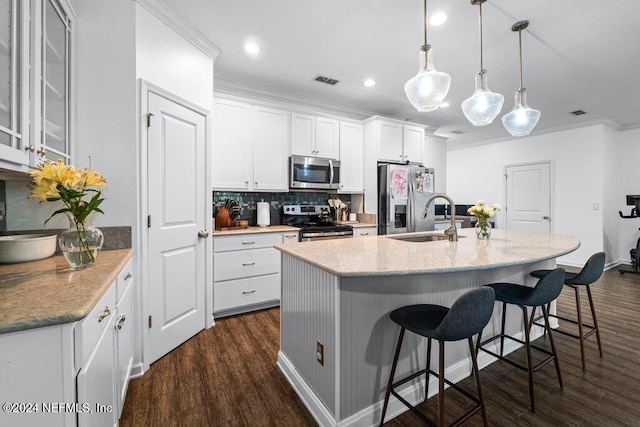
[530,252,606,371]
[477,268,566,413]
[380,288,495,426]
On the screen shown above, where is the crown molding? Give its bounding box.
[136,0,220,60]
[445,117,624,152]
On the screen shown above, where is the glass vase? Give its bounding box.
[475,219,492,240]
[59,213,104,269]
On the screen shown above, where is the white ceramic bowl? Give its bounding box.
[0,234,57,264]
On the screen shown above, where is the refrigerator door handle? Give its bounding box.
[408,178,414,232]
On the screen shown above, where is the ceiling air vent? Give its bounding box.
[314,75,339,85]
[570,110,587,116]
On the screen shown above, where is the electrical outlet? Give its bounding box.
[316,340,324,366]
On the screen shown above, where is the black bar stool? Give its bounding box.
[476,268,565,413]
[530,252,605,371]
[380,288,495,427]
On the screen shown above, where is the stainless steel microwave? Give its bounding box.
[289,155,341,190]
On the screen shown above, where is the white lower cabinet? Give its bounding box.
[213,232,288,317]
[0,255,134,427]
[354,226,377,237]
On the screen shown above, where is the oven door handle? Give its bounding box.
[329,159,334,186]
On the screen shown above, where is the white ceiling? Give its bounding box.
[164,0,640,148]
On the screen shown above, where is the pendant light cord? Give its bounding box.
[518,28,524,89]
[423,0,428,47]
[479,1,484,71]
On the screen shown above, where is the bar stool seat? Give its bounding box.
[380,288,495,427]
[529,252,606,371]
[477,268,566,413]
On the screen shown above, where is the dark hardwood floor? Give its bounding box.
[120,267,640,426]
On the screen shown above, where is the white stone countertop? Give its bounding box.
[212,224,298,236]
[274,229,580,277]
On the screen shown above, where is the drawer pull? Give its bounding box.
[124,272,132,280]
[242,262,256,266]
[242,241,256,245]
[361,233,369,236]
[115,314,126,330]
[242,290,256,295]
[98,306,112,323]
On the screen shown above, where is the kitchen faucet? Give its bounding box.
[423,194,458,241]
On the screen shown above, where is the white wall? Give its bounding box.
[135,4,214,111]
[614,128,640,265]
[446,124,610,266]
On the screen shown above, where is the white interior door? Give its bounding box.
[147,91,207,364]
[505,162,552,233]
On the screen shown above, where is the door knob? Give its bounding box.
[198,230,209,238]
[543,216,549,220]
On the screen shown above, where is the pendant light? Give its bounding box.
[461,0,504,126]
[502,20,541,137]
[404,0,451,112]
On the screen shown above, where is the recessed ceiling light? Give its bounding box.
[439,101,450,108]
[429,12,448,26]
[244,43,261,55]
[363,79,376,87]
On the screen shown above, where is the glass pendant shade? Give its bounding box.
[404,46,451,112]
[461,71,504,126]
[502,89,541,137]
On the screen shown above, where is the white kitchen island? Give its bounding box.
[274,228,580,427]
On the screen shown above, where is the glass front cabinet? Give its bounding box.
[0,0,73,172]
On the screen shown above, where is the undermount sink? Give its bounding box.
[387,233,466,243]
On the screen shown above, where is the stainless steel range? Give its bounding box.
[282,204,354,242]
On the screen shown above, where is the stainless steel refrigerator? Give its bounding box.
[378,163,435,235]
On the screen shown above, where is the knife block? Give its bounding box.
[215,207,236,229]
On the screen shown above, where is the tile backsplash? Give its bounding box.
[213,191,352,226]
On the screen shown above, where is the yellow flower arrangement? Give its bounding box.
[467,200,500,239]
[28,160,107,265]
[28,160,107,225]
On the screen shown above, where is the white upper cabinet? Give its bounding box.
[424,135,447,193]
[402,125,424,163]
[252,106,289,191]
[338,121,363,193]
[0,0,73,171]
[212,98,289,192]
[291,113,338,159]
[0,1,29,168]
[39,0,72,164]
[212,99,252,190]
[372,118,425,163]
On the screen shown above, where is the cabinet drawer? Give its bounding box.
[214,232,281,252]
[116,257,134,304]
[214,247,280,281]
[74,282,117,367]
[214,274,280,312]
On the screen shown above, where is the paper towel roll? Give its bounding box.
[257,202,270,227]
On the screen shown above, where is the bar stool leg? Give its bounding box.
[438,341,445,427]
[574,287,586,371]
[586,285,603,358]
[522,306,536,413]
[380,327,405,426]
[500,302,507,357]
[542,304,563,389]
[468,337,488,427]
[424,337,432,402]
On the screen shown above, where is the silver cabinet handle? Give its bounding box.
[242,241,255,245]
[242,290,256,295]
[242,262,256,266]
[543,216,550,220]
[115,314,126,330]
[98,306,112,323]
[361,232,369,236]
[198,230,209,238]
